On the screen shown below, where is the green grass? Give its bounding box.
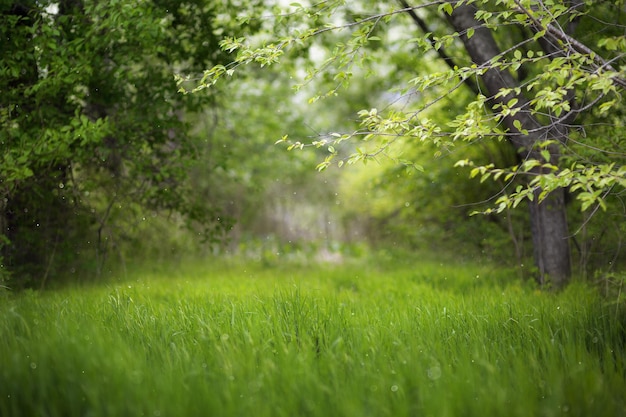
[1,258,625,417]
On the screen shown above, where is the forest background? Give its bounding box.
[2,0,626,290]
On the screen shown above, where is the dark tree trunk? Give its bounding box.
[529,188,571,286]
[0,198,6,262]
[447,4,571,286]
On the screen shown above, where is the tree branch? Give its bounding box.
[398,0,479,95]
[512,0,626,90]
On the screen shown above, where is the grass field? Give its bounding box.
[1,257,625,417]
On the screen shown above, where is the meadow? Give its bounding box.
[1,257,625,417]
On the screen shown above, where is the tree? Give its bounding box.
[0,0,257,286]
[187,0,626,287]
[445,2,574,285]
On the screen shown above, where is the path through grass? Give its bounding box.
[1,259,625,416]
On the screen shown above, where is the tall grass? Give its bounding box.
[1,258,624,417]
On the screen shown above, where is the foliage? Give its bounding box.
[184,0,626,284]
[1,260,624,416]
[191,0,626,207]
[0,0,255,286]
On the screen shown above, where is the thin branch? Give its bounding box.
[569,185,615,237]
[305,1,444,39]
[398,0,479,94]
[513,0,626,90]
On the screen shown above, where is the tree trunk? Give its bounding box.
[529,189,571,286]
[447,4,572,286]
[0,196,6,262]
